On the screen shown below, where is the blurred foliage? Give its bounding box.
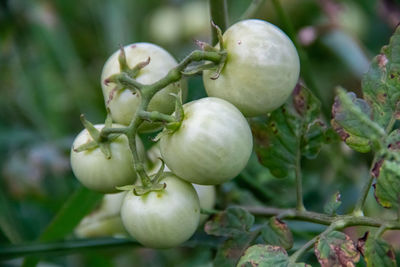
[1,0,400,266]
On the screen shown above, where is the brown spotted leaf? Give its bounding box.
[362,25,400,130]
[261,217,293,250]
[364,235,397,267]
[237,244,310,267]
[315,230,360,267]
[372,129,400,208]
[252,84,329,178]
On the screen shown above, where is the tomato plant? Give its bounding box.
[203,19,300,117]
[70,124,144,193]
[160,97,253,185]
[120,173,200,248]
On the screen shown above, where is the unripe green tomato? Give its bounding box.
[203,19,300,117]
[146,143,216,224]
[70,124,145,193]
[160,97,253,185]
[120,173,200,249]
[101,43,187,132]
[193,184,216,224]
[75,192,127,238]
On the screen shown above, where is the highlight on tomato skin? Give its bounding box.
[160,97,253,186]
[203,19,300,117]
[120,173,200,249]
[70,124,145,194]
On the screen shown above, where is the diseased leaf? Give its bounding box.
[237,244,310,267]
[364,234,397,267]
[205,207,254,237]
[372,129,400,208]
[205,207,257,266]
[252,84,328,178]
[362,26,400,130]
[261,217,293,250]
[323,191,342,216]
[331,90,385,153]
[315,230,360,267]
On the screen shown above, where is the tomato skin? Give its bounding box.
[203,19,300,117]
[120,173,200,248]
[193,184,216,224]
[160,97,253,185]
[101,43,187,132]
[70,124,144,193]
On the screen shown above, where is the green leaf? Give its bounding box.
[204,207,257,266]
[331,89,385,153]
[252,84,327,178]
[364,234,397,267]
[314,230,360,267]
[362,25,400,130]
[261,217,293,250]
[22,186,102,267]
[237,244,310,267]
[323,191,342,216]
[372,129,400,208]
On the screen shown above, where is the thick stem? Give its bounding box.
[209,0,228,45]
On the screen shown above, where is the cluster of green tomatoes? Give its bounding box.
[70,19,300,249]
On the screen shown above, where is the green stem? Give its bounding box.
[353,155,378,216]
[239,0,267,20]
[243,205,400,229]
[209,0,229,45]
[295,146,305,211]
[138,110,176,123]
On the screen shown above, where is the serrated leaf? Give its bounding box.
[323,191,342,215]
[364,235,397,267]
[372,129,400,208]
[315,230,360,267]
[331,90,384,153]
[237,244,310,267]
[252,84,328,178]
[205,207,254,237]
[261,217,293,250]
[362,26,400,130]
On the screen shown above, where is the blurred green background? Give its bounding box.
[1,0,399,266]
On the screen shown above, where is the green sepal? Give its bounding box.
[105,108,113,128]
[211,21,224,51]
[133,183,166,196]
[98,142,112,159]
[150,158,167,184]
[116,185,135,191]
[118,44,130,72]
[181,62,217,76]
[80,114,100,141]
[194,39,218,52]
[73,140,98,153]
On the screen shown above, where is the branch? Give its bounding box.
[209,0,229,45]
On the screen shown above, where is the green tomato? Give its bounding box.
[160,97,253,185]
[75,192,127,238]
[146,143,216,224]
[120,173,200,248]
[203,19,300,117]
[101,43,187,132]
[70,124,144,193]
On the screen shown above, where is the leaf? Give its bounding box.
[364,234,397,267]
[205,207,254,237]
[323,191,342,216]
[252,84,328,178]
[362,26,400,130]
[22,186,102,267]
[261,217,293,250]
[237,244,310,267]
[205,207,257,266]
[331,89,384,153]
[315,230,360,267]
[372,129,400,208]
